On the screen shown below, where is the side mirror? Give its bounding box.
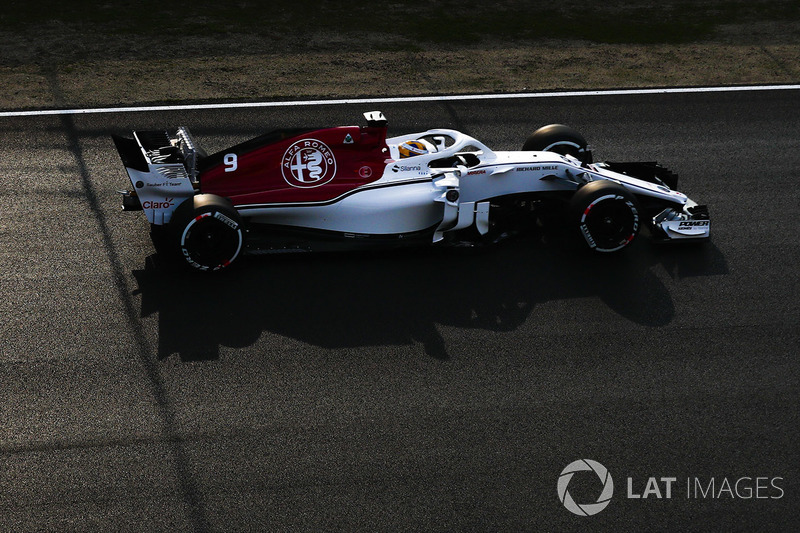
[363,111,387,127]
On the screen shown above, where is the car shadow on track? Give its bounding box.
[132,238,728,362]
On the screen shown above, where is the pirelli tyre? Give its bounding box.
[571,180,640,253]
[523,124,592,164]
[170,194,244,271]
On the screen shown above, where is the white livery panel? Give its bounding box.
[241,181,445,234]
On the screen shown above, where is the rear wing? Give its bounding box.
[113,126,204,180]
[113,127,201,224]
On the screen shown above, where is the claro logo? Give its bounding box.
[142,198,175,209]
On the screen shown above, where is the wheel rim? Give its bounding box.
[543,141,583,160]
[180,211,243,271]
[579,194,639,252]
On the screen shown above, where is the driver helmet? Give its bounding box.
[398,139,430,158]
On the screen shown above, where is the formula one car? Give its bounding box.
[113,111,710,271]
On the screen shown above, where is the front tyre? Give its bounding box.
[570,180,639,252]
[522,124,592,164]
[171,195,244,271]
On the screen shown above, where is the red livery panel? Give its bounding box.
[200,125,390,205]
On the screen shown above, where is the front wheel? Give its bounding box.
[170,195,245,271]
[522,124,592,164]
[570,180,640,252]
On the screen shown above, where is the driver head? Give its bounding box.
[398,140,429,158]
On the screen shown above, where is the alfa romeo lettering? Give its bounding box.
[282,139,337,188]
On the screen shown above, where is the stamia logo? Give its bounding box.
[558,459,614,516]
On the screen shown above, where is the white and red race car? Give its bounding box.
[113,111,710,271]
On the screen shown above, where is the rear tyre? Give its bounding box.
[170,194,244,271]
[522,124,592,164]
[570,180,639,252]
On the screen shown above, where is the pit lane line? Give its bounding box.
[1,84,799,117]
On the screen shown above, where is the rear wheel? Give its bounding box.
[570,180,639,252]
[170,194,244,271]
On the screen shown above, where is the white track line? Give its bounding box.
[1,85,799,117]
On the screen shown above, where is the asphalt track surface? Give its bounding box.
[1,90,798,531]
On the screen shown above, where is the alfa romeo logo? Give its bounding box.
[281,138,337,188]
[557,459,614,516]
